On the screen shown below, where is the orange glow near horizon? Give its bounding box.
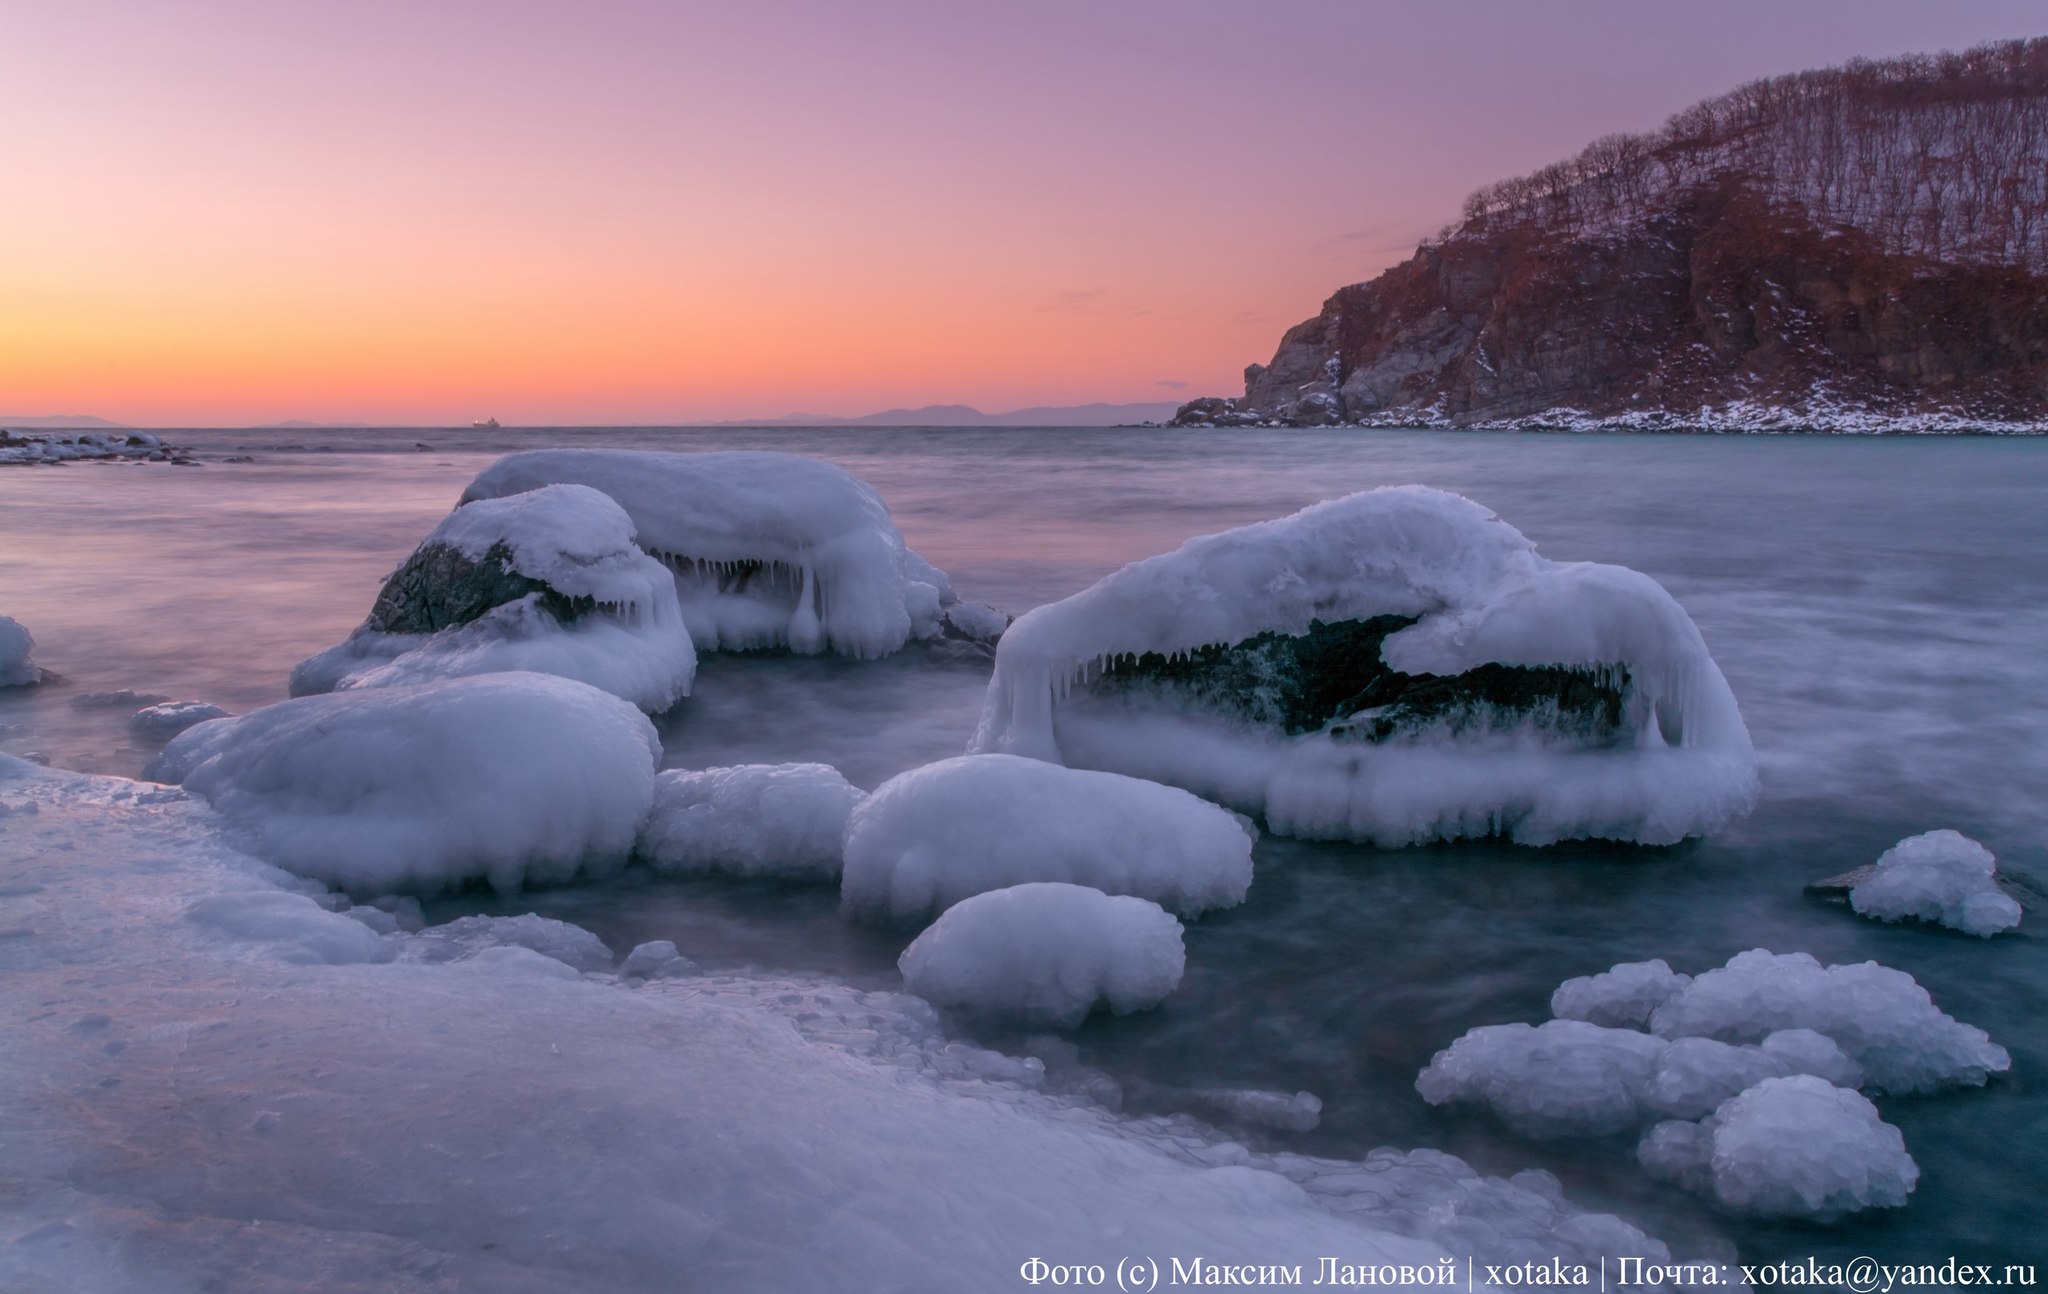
[3,0,2039,425]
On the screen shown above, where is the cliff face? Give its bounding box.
[1178,40,2048,430]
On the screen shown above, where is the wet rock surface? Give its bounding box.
[366,540,595,634]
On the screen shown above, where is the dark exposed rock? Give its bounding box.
[365,541,593,635]
[1087,616,1629,744]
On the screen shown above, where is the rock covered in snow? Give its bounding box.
[128,699,233,741]
[1639,1076,1918,1219]
[1551,959,1692,1029]
[972,486,1757,848]
[463,449,966,659]
[637,762,864,882]
[840,754,1255,925]
[146,672,661,894]
[620,939,700,980]
[1850,830,2021,937]
[0,429,171,465]
[292,484,696,713]
[897,882,1186,1027]
[402,913,616,973]
[0,615,40,687]
[1647,949,2011,1094]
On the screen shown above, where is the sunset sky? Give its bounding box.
[4,0,2041,426]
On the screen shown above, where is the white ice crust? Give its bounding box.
[0,615,39,687]
[146,672,661,894]
[463,449,952,658]
[971,486,1757,846]
[840,754,1256,925]
[1550,959,1692,1030]
[0,756,1695,1293]
[1851,830,2021,937]
[291,484,697,713]
[898,882,1186,1027]
[637,762,865,881]
[1639,1076,1919,1220]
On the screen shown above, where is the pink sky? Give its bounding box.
[3,0,2040,425]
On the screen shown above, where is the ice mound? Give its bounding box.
[1551,959,1692,1029]
[146,672,660,894]
[403,913,616,973]
[1639,1076,1918,1219]
[0,614,39,686]
[1851,830,2022,937]
[292,484,696,712]
[128,700,232,741]
[637,762,865,881]
[185,890,392,966]
[840,753,1256,924]
[463,449,962,659]
[971,486,1757,847]
[898,882,1185,1027]
[1648,949,2011,1094]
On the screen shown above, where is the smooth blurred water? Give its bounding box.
[2,425,2043,1266]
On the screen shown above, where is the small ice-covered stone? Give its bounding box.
[637,763,864,881]
[1551,959,1692,1029]
[897,882,1186,1028]
[1639,1076,1917,1220]
[405,914,615,973]
[621,939,700,979]
[1416,1019,1667,1137]
[1851,830,2021,937]
[0,616,38,687]
[842,754,1254,925]
[128,700,233,741]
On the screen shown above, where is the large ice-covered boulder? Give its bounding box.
[0,615,40,687]
[292,484,696,713]
[840,754,1256,925]
[146,672,661,894]
[463,449,964,659]
[1850,830,2021,938]
[1638,1076,1918,1220]
[898,882,1186,1027]
[972,486,1757,847]
[637,762,865,881]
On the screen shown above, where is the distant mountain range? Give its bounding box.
[1175,38,2048,432]
[0,414,128,429]
[713,401,1182,427]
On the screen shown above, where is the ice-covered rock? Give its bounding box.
[1551,959,1692,1029]
[897,882,1186,1027]
[128,700,233,741]
[840,753,1256,925]
[292,484,696,712]
[971,486,1757,847]
[1639,1076,1918,1219]
[403,913,616,973]
[146,672,661,894]
[0,429,169,464]
[620,939,700,979]
[637,762,864,881]
[463,449,965,659]
[185,890,392,966]
[1648,949,2011,1094]
[1850,830,2021,937]
[0,615,40,686]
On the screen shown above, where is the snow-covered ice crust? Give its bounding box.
[463,449,953,659]
[1851,829,2021,937]
[0,615,39,687]
[840,754,1256,924]
[292,484,697,713]
[1639,1076,1919,1220]
[0,756,1696,1293]
[898,882,1186,1027]
[637,762,865,881]
[145,672,661,895]
[972,486,1757,847]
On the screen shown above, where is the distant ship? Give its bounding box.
[472,417,500,430]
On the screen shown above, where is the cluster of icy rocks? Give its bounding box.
[1418,951,2010,1220]
[0,430,183,465]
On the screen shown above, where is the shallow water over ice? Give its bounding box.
[3,424,2045,1265]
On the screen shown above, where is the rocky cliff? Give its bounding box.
[1178,40,2048,431]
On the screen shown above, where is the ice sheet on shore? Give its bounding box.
[0,756,1697,1293]
[637,762,864,881]
[0,615,39,687]
[1850,830,2021,937]
[145,672,660,895]
[840,754,1256,924]
[971,486,1757,846]
[291,484,697,712]
[898,882,1186,1027]
[464,449,955,659]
